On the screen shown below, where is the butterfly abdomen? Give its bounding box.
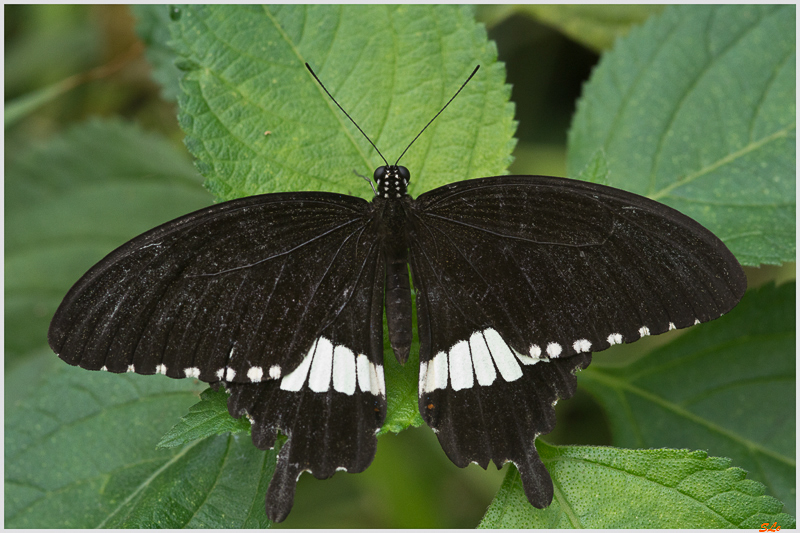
[376,196,413,364]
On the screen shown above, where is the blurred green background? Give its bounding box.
[5,5,794,528]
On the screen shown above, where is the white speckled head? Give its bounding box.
[373,165,410,199]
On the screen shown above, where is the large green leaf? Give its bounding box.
[4,352,276,528]
[168,4,511,434]
[580,282,796,513]
[568,5,796,266]
[5,118,210,362]
[480,444,796,528]
[169,4,516,201]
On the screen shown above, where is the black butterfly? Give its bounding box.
[48,64,746,523]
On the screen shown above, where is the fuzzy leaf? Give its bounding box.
[157,388,251,449]
[580,282,796,514]
[480,444,795,528]
[568,5,796,266]
[169,4,516,201]
[5,352,277,528]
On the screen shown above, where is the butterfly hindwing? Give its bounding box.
[419,347,591,506]
[410,224,594,504]
[226,225,386,522]
[407,175,746,506]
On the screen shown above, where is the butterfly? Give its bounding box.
[48,63,747,523]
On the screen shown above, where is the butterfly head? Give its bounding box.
[373,165,410,199]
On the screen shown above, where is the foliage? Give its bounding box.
[569,4,795,266]
[481,445,794,528]
[580,282,795,508]
[4,4,794,528]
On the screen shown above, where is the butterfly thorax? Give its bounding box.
[373,165,410,199]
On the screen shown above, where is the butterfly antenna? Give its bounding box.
[394,65,480,166]
[305,63,389,167]
[353,169,377,195]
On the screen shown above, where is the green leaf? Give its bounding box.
[5,118,210,362]
[381,350,425,434]
[480,444,795,528]
[5,351,277,528]
[568,5,796,266]
[157,388,251,449]
[5,353,276,528]
[169,4,516,201]
[579,282,796,513]
[573,148,610,185]
[514,5,664,52]
[131,5,182,101]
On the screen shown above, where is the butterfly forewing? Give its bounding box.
[410,175,745,360]
[407,175,746,506]
[49,192,373,383]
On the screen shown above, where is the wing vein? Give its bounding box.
[189,217,365,277]
[415,211,529,346]
[420,212,610,248]
[288,219,374,352]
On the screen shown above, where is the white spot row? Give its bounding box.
[521,318,701,357]
[528,338,588,359]
[129,363,281,381]
[121,319,701,382]
[127,342,379,392]
[418,318,705,394]
[279,337,384,396]
[209,364,282,382]
[420,328,551,394]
